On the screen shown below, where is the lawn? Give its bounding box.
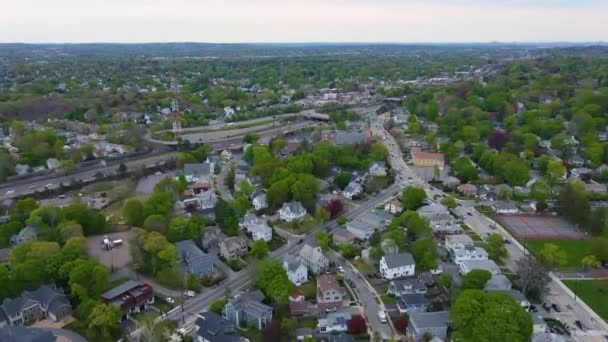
[525,239,590,270]
[298,282,317,299]
[295,317,318,329]
[268,234,286,251]
[563,280,608,321]
[381,294,398,305]
[276,215,318,235]
[237,327,264,342]
[352,259,377,276]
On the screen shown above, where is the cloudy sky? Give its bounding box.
[1,0,607,43]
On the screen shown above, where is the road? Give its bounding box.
[160,114,298,134]
[375,112,608,341]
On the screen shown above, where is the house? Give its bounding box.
[483,274,512,291]
[384,199,403,215]
[201,226,224,250]
[492,202,519,214]
[221,149,232,161]
[318,309,352,333]
[0,284,72,326]
[334,131,369,146]
[442,176,460,189]
[220,237,248,260]
[0,326,57,342]
[458,183,478,197]
[289,290,311,317]
[224,290,273,330]
[175,240,215,278]
[493,184,514,198]
[278,201,307,222]
[332,229,355,245]
[342,181,363,200]
[100,281,154,320]
[417,204,453,227]
[451,246,489,263]
[457,259,501,275]
[10,226,37,246]
[324,333,355,342]
[444,235,474,253]
[194,311,241,342]
[297,244,329,274]
[283,255,308,286]
[380,253,416,280]
[407,311,450,342]
[247,222,272,242]
[387,278,427,296]
[397,293,430,314]
[410,147,445,169]
[184,163,214,183]
[252,192,267,211]
[316,274,348,310]
[368,161,387,177]
[346,220,374,240]
[296,328,314,341]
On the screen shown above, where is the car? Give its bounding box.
[155,171,163,176]
[5,190,14,195]
[166,297,175,304]
[338,266,345,273]
[184,291,196,297]
[378,310,387,323]
[575,320,584,330]
[325,307,337,313]
[528,305,537,313]
[298,239,304,244]
[542,303,551,312]
[552,303,561,312]
[45,183,53,188]
[504,239,511,244]
[467,212,473,216]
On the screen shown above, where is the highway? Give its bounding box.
[374,112,608,341]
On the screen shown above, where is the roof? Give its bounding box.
[280,201,306,215]
[411,147,444,162]
[283,254,305,273]
[382,252,415,269]
[409,311,450,329]
[317,274,344,293]
[100,280,146,301]
[222,236,247,251]
[228,291,272,318]
[399,293,430,306]
[484,274,512,291]
[195,311,239,342]
[344,181,362,194]
[493,201,518,211]
[1,284,69,318]
[298,244,327,264]
[175,240,207,260]
[326,333,355,342]
[184,163,212,177]
[0,326,56,342]
[295,328,313,337]
[335,131,367,146]
[445,234,474,246]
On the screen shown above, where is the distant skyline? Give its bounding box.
[1,0,607,43]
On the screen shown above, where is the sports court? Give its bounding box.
[497,215,585,239]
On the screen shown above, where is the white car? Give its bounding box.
[184,291,196,297]
[5,190,14,195]
[378,310,387,323]
[166,297,175,304]
[155,171,162,176]
[338,266,345,273]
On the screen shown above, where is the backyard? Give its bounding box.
[525,239,590,270]
[563,280,608,321]
[275,215,318,235]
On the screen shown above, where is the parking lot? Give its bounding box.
[86,230,136,271]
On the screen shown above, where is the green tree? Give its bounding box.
[88,303,122,340]
[411,238,438,271]
[122,198,144,226]
[453,156,479,182]
[315,207,330,224]
[450,290,533,342]
[143,191,174,218]
[186,272,202,291]
[545,159,566,184]
[334,172,352,190]
[440,196,457,209]
[400,186,426,210]
[256,259,293,303]
[64,258,110,301]
[339,243,359,259]
[581,255,601,270]
[316,231,331,252]
[209,299,226,314]
[557,180,590,228]
[485,233,508,261]
[225,162,235,191]
[10,197,39,223]
[538,243,567,269]
[250,239,269,259]
[58,220,84,242]
[462,269,492,290]
[144,214,168,233]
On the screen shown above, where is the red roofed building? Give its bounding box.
[100,281,154,320]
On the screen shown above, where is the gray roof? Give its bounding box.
[184,163,212,177]
[0,326,56,342]
[229,291,272,318]
[100,280,146,301]
[175,240,214,277]
[383,252,415,269]
[409,311,450,329]
[344,181,362,194]
[399,293,430,306]
[195,311,239,342]
[326,333,355,342]
[493,201,518,211]
[347,220,371,232]
[484,274,512,291]
[295,328,313,337]
[281,201,306,215]
[283,254,304,273]
[335,131,367,146]
[1,284,70,319]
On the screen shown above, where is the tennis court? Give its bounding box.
[497,215,585,239]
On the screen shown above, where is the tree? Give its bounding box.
[339,243,359,259]
[545,159,566,183]
[334,172,352,190]
[453,156,479,182]
[143,191,174,218]
[250,239,269,259]
[58,220,84,242]
[488,130,510,151]
[485,233,508,261]
[88,303,121,340]
[538,243,567,269]
[256,259,293,303]
[316,231,331,252]
[143,214,168,233]
[462,269,492,290]
[450,290,533,342]
[347,315,367,334]
[225,163,235,191]
[515,255,550,298]
[438,273,452,290]
[369,230,381,247]
[582,255,601,270]
[122,198,144,227]
[315,207,330,224]
[186,272,202,291]
[10,197,39,223]
[64,258,110,301]
[400,186,426,210]
[557,180,590,227]
[209,299,226,314]
[214,199,239,236]
[589,237,608,261]
[440,196,457,209]
[411,238,438,271]
[325,198,344,218]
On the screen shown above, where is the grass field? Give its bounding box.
[276,215,318,235]
[525,239,590,270]
[563,280,608,321]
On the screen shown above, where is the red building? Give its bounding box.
[100,281,154,320]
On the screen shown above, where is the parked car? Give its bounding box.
[184,291,196,297]
[542,303,551,312]
[504,239,511,244]
[552,303,561,312]
[166,297,175,304]
[575,320,584,330]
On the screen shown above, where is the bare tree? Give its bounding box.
[515,255,550,298]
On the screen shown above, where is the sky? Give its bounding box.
[1,0,607,43]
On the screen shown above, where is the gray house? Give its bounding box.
[175,240,215,278]
[201,226,224,250]
[397,293,430,314]
[194,311,241,342]
[0,284,72,326]
[407,311,450,342]
[10,226,37,246]
[224,290,273,330]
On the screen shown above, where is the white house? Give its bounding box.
[444,235,474,253]
[384,199,403,215]
[452,246,488,263]
[252,192,267,211]
[297,244,329,274]
[457,259,501,275]
[346,220,374,240]
[342,181,362,200]
[380,253,416,280]
[283,255,308,286]
[318,310,352,333]
[368,161,387,177]
[279,201,307,222]
[247,222,273,242]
